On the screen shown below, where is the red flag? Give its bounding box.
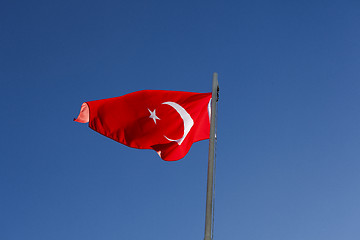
[74,90,212,161]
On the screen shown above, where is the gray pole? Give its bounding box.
[204,72,219,240]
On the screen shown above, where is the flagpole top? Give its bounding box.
[212,73,219,102]
[212,72,218,83]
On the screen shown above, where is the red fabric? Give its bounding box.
[75,90,212,161]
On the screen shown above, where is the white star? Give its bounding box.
[148,109,160,124]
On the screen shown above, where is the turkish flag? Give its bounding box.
[74,90,212,161]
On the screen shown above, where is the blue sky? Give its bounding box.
[1,0,360,239]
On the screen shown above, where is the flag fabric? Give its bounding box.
[74,90,212,161]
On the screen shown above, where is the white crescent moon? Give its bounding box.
[162,101,194,145]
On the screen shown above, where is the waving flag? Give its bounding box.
[74,90,212,161]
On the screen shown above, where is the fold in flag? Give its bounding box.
[74,90,212,161]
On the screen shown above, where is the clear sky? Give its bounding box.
[1,0,360,239]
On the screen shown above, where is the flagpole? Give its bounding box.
[204,72,219,240]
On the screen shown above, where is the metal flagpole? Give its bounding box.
[204,72,219,240]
